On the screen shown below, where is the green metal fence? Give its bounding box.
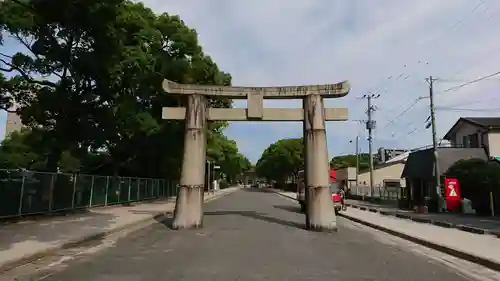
[0,169,179,219]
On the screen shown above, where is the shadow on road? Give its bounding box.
[273,205,301,214]
[155,210,305,230]
[205,210,305,230]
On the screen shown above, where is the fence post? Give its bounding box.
[89,176,94,207]
[137,179,140,200]
[127,177,131,202]
[157,180,160,198]
[162,180,165,197]
[117,176,122,203]
[71,174,77,209]
[48,173,55,212]
[17,174,25,216]
[104,176,109,206]
[148,179,152,199]
[154,179,160,199]
[167,180,172,198]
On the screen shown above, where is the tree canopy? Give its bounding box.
[255,135,383,182]
[0,0,250,180]
[329,153,372,170]
[255,138,303,182]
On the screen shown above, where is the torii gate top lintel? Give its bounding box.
[162,79,350,99]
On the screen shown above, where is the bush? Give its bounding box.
[445,158,500,216]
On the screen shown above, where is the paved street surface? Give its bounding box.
[346,199,500,233]
[0,188,238,272]
[7,189,498,281]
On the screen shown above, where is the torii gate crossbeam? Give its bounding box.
[162,80,350,232]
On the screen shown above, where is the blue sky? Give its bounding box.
[2,0,500,163]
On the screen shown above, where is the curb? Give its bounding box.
[0,188,239,274]
[347,203,498,238]
[267,189,297,201]
[338,212,500,272]
[273,190,500,271]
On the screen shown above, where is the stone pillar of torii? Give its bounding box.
[162,79,350,232]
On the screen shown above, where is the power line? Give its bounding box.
[435,78,500,83]
[362,0,490,103]
[441,96,500,108]
[379,97,426,131]
[439,70,500,93]
[440,3,500,78]
[436,107,500,112]
[429,0,485,44]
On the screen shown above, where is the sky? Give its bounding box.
[2,0,500,163]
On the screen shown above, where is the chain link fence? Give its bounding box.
[0,169,179,219]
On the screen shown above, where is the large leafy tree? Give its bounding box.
[208,134,251,183]
[329,153,372,170]
[255,138,303,182]
[1,0,128,171]
[0,0,248,179]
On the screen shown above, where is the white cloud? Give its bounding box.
[3,0,500,162]
[140,0,500,162]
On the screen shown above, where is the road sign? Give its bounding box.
[444,178,461,211]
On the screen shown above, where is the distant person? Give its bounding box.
[339,187,346,210]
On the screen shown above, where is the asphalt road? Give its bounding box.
[7,188,498,281]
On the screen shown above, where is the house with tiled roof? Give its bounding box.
[443,117,500,158]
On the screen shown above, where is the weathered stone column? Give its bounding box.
[303,94,337,232]
[172,94,207,229]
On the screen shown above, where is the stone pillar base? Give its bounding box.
[171,185,205,229]
[305,186,337,232]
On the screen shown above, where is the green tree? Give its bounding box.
[1,0,128,171]
[0,129,83,172]
[255,138,303,182]
[208,133,251,183]
[445,158,500,215]
[329,153,372,170]
[0,0,245,180]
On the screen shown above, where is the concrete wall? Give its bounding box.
[487,130,500,158]
[451,122,485,147]
[450,122,500,158]
[336,167,356,181]
[357,162,405,188]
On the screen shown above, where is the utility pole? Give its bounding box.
[355,136,359,185]
[363,93,380,197]
[349,136,360,187]
[427,76,442,212]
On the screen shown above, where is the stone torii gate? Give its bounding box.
[162,79,350,232]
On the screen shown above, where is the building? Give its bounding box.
[5,111,24,137]
[337,151,409,197]
[376,147,408,163]
[357,152,408,195]
[401,147,488,211]
[398,117,500,211]
[4,102,24,137]
[443,117,500,158]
